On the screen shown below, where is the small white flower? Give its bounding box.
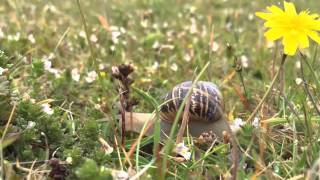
[48,68,61,78]
[41,103,54,115]
[266,40,274,48]
[71,68,80,82]
[230,118,245,132]
[248,13,254,20]
[175,142,191,160]
[240,55,249,68]
[152,41,160,49]
[111,31,121,44]
[0,67,8,75]
[163,22,168,28]
[170,63,178,71]
[211,42,220,52]
[111,170,129,180]
[0,28,4,39]
[8,32,20,41]
[184,54,191,62]
[234,118,245,127]
[94,104,101,110]
[28,34,36,44]
[85,71,98,83]
[295,78,303,85]
[90,34,98,43]
[152,61,159,69]
[79,31,86,38]
[120,27,126,34]
[26,121,36,129]
[66,157,73,164]
[252,117,260,127]
[295,61,301,69]
[110,45,116,51]
[189,19,197,34]
[43,59,52,70]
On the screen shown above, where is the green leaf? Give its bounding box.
[1,133,21,150]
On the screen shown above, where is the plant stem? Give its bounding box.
[299,53,320,116]
[76,0,103,81]
[246,54,287,123]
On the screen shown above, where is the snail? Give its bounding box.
[124,81,234,141]
[123,81,239,179]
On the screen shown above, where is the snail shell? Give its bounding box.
[160,81,224,123]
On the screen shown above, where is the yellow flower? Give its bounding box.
[256,1,320,55]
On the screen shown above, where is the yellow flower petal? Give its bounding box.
[284,1,297,16]
[255,12,272,20]
[283,34,298,55]
[267,5,284,14]
[298,33,309,49]
[306,30,320,44]
[264,28,284,41]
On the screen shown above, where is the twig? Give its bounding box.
[246,54,287,123]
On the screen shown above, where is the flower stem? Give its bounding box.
[246,54,287,123]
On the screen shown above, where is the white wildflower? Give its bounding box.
[7,32,20,41]
[141,20,148,28]
[79,31,86,38]
[110,45,116,51]
[0,67,8,75]
[28,34,36,44]
[85,71,98,83]
[211,41,220,52]
[66,157,73,164]
[26,121,36,129]
[48,68,61,78]
[111,170,129,180]
[120,27,126,34]
[240,55,249,68]
[189,18,197,34]
[111,31,121,44]
[94,104,101,110]
[71,68,80,82]
[99,63,106,70]
[184,54,191,62]
[266,40,274,48]
[0,28,4,39]
[41,103,54,115]
[90,34,98,43]
[175,142,191,160]
[152,41,160,49]
[248,13,254,20]
[295,61,301,69]
[230,118,245,132]
[43,59,52,70]
[152,61,159,69]
[295,78,303,85]
[163,22,168,28]
[252,117,260,127]
[170,63,178,71]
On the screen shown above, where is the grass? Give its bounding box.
[0,0,320,179]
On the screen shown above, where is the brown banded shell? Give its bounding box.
[160,81,224,123]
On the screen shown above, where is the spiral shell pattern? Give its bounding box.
[160,81,224,123]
